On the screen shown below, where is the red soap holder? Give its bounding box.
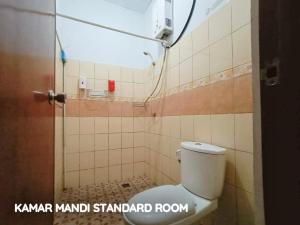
[108,80,115,92]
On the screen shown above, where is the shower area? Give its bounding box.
[54,0,255,224]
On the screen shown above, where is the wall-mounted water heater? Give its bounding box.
[153,0,173,39]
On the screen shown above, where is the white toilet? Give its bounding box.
[123,142,226,225]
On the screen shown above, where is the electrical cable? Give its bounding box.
[140,0,196,107]
[169,0,196,48]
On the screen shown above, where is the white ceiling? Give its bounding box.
[104,0,152,13]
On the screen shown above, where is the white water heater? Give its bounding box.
[153,0,173,39]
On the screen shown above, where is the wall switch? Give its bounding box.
[79,76,87,89]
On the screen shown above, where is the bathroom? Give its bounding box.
[7,0,297,224]
[53,0,254,224]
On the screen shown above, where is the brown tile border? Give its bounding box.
[65,74,253,117]
[147,74,253,116]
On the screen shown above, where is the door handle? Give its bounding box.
[48,90,67,104]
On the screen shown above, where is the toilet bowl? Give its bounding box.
[123,142,226,225]
[123,184,218,225]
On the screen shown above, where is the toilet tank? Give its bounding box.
[180,142,226,200]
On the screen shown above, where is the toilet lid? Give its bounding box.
[124,185,196,225]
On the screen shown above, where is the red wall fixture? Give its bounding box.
[108,80,115,92]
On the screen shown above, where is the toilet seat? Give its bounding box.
[123,185,218,225]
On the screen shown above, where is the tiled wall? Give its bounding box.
[142,0,254,224]
[64,61,149,187]
[64,61,146,102]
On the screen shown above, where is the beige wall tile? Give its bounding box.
[157,154,163,171]
[225,149,236,185]
[122,148,134,164]
[180,115,194,140]
[114,81,122,97]
[80,169,94,185]
[134,70,145,83]
[134,162,145,177]
[66,117,79,135]
[134,147,145,162]
[168,44,180,69]
[232,0,251,31]
[121,67,134,82]
[65,59,79,77]
[210,35,233,74]
[160,136,170,157]
[141,165,149,178]
[180,57,193,85]
[80,117,94,134]
[149,150,156,167]
[179,33,193,62]
[122,133,134,148]
[209,4,231,43]
[65,171,79,188]
[95,134,108,150]
[80,134,94,152]
[109,117,122,133]
[144,131,151,148]
[121,82,134,98]
[109,133,121,150]
[170,160,181,183]
[109,165,121,181]
[211,114,235,148]
[109,149,121,166]
[87,78,94,90]
[194,115,211,143]
[122,117,134,132]
[170,138,181,160]
[192,20,209,54]
[95,167,108,183]
[144,148,150,164]
[66,153,79,171]
[193,48,210,81]
[134,83,144,99]
[233,24,252,67]
[65,76,78,96]
[237,189,255,225]
[134,132,145,147]
[80,152,94,170]
[95,117,108,133]
[80,61,94,78]
[95,150,108,168]
[134,117,144,132]
[169,116,181,138]
[149,134,160,151]
[161,117,170,136]
[235,113,253,153]
[95,63,109,80]
[152,118,162,134]
[236,151,254,192]
[122,164,134,179]
[162,155,171,176]
[167,65,180,90]
[66,135,79,153]
[109,65,121,81]
[216,184,237,224]
[94,79,108,91]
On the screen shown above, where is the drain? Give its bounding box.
[121,183,130,188]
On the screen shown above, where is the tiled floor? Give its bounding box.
[54,176,155,225]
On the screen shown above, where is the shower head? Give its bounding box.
[143,51,155,66]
